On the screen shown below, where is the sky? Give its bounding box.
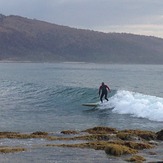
[1,0,163,38]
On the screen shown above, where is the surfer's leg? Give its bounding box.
[100,93,104,103]
[100,96,103,102]
[104,92,108,101]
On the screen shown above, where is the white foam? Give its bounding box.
[100,90,163,122]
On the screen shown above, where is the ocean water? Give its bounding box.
[0,62,163,162]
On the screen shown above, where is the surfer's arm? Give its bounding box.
[106,85,111,92]
[98,86,101,95]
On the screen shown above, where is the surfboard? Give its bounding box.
[82,103,99,107]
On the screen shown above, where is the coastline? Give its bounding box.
[0,126,162,162]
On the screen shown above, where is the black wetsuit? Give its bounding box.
[99,84,110,102]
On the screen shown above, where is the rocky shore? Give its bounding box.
[0,126,162,162]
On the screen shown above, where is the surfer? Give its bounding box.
[99,82,111,103]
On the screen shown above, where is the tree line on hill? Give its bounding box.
[0,14,163,64]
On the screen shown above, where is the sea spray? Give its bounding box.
[107,90,163,122]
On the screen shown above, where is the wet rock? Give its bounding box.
[0,131,49,139]
[32,131,48,136]
[118,129,156,141]
[156,130,163,140]
[126,155,146,162]
[83,126,117,134]
[123,141,153,150]
[0,147,26,153]
[61,130,79,134]
[72,134,111,141]
[105,144,137,156]
[117,132,139,141]
[0,126,162,160]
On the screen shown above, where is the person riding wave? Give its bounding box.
[99,82,111,103]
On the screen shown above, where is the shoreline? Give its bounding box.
[0,126,162,162]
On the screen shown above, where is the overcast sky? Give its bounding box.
[1,0,163,38]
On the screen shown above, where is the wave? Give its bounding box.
[1,79,163,123]
[99,90,163,122]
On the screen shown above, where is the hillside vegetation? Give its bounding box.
[0,14,163,64]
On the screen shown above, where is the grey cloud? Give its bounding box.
[0,0,162,23]
[0,0,163,37]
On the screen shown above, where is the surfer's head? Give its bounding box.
[102,82,104,85]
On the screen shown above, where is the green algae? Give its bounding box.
[0,126,162,158]
[118,129,157,141]
[105,144,137,156]
[126,155,146,162]
[82,126,117,134]
[61,130,79,135]
[0,146,26,153]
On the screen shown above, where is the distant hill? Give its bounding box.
[0,14,163,64]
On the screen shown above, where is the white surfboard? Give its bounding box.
[82,103,99,107]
